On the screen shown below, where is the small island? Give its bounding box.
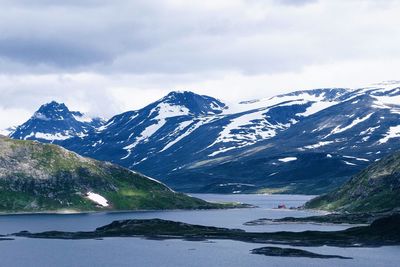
[251,246,352,259]
[14,214,400,248]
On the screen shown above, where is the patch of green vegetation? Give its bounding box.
[306,151,400,213]
[255,186,293,194]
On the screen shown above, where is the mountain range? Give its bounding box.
[7,81,400,194]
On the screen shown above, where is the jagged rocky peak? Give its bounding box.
[10,101,104,143]
[33,101,102,124]
[33,101,71,121]
[158,90,227,116]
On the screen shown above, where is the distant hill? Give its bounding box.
[306,151,400,212]
[0,136,220,213]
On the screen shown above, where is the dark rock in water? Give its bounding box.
[244,210,400,226]
[0,235,14,241]
[14,214,400,247]
[251,246,352,259]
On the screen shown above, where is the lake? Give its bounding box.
[0,194,399,267]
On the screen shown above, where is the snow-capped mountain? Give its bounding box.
[10,101,105,143]
[9,81,400,194]
[62,91,227,164]
[164,82,400,193]
[208,88,351,156]
[62,89,345,172]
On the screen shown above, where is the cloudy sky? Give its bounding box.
[0,0,400,129]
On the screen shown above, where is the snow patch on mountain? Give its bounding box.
[304,141,334,149]
[228,90,344,114]
[297,101,339,116]
[207,108,288,156]
[278,157,297,162]
[151,102,190,119]
[378,125,400,144]
[122,119,167,159]
[86,192,109,207]
[343,155,370,162]
[97,118,117,132]
[360,126,380,136]
[329,113,374,135]
[160,118,213,152]
[343,160,357,166]
[34,132,73,141]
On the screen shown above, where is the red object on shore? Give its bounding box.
[278,204,287,209]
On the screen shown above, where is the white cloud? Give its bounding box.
[0,106,32,130]
[0,0,399,129]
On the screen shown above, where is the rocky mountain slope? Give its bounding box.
[306,150,400,212]
[0,136,220,212]
[171,84,400,193]
[10,101,104,143]
[7,81,400,194]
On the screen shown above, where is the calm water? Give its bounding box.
[0,194,399,267]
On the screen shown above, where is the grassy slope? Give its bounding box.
[0,137,222,212]
[306,151,400,212]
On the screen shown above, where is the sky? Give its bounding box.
[0,0,400,129]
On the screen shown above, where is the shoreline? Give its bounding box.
[0,203,254,217]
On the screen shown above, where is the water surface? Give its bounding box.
[0,194,399,267]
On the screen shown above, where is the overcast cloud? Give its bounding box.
[0,0,400,129]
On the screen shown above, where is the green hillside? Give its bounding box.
[306,151,400,212]
[0,136,224,213]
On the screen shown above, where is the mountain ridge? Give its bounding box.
[7,82,400,194]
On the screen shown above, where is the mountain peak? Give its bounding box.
[166,90,193,97]
[40,101,69,112]
[11,101,104,143]
[33,101,70,121]
[159,90,226,116]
